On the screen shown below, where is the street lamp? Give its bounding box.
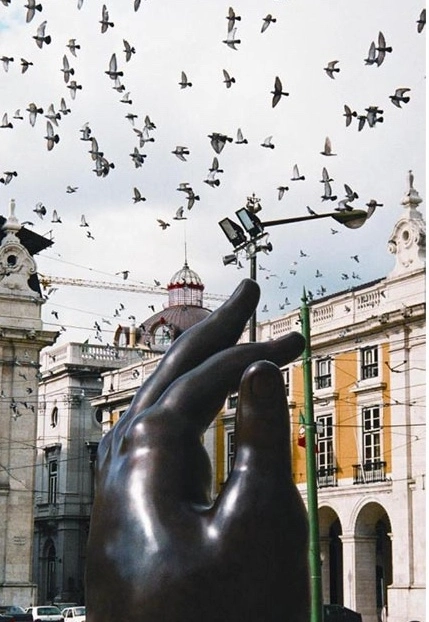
[219,197,376,341]
[219,196,378,621]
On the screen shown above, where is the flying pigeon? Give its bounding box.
[33,202,46,218]
[343,104,357,126]
[291,164,305,180]
[144,115,156,130]
[261,135,275,149]
[0,113,13,129]
[222,69,235,88]
[33,21,51,47]
[93,156,115,177]
[67,39,80,56]
[208,132,233,154]
[226,7,241,32]
[179,71,192,88]
[417,8,426,32]
[204,173,220,188]
[366,106,384,127]
[223,27,241,50]
[67,80,82,99]
[1,56,14,72]
[51,209,62,223]
[173,206,186,220]
[44,120,60,150]
[320,136,336,156]
[261,14,276,33]
[134,127,155,147]
[209,157,223,173]
[27,102,43,126]
[66,186,78,193]
[133,187,146,203]
[277,186,289,200]
[116,270,129,279]
[320,167,333,183]
[375,31,392,66]
[25,1,42,23]
[20,58,33,73]
[59,98,71,115]
[324,60,340,79]
[321,180,337,202]
[271,76,289,108]
[100,5,114,32]
[80,122,91,140]
[105,53,123,80]
[389,88,411,108]
[235,127,248,144]
[88,137,103,160]
[157,219,170,230]
[123,39,136,61]
[44,103,61,126]
[0,171,18,184]
[364,41,377,65]
[130,147,146,168]
[120,92,132,105]
[172,146,190,161]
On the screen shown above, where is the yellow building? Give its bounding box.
[212,176,425,622]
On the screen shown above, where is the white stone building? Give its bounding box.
[0,202,57,607]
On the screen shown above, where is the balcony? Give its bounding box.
[353,461,387,484]
[317,466,338,488]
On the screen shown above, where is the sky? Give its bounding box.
[0,0,426,346]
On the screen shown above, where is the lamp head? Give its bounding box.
[218,217,247,247]
[222,254,238,266]
[236,207,265,238]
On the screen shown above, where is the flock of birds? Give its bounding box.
[0,2,425,340]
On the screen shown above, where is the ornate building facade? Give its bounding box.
[0,202,57,607]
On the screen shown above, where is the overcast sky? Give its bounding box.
[0,0,425,345]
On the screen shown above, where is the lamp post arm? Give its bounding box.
[262,208,369,229]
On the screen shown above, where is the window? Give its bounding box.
[362,406,382,463]
[153,323,172,346]
[315,357,332,389]
[226,430,235,474]
[317,414,337,487]
[353,406,386,483]
[48,459,58,504]
[282,367,290,397]
[227,393,238,410]
[361,346,379,379]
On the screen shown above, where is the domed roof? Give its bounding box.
[113,260,211,351]
[168,261,204,290]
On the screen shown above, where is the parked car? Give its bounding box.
[324,604,363,622]
[25,606,64,622]
[0,606,33,622]
[61,607,85,622]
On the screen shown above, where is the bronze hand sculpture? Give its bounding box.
[86,279,310,622]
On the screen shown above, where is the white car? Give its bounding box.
[61,607,86,622]
[26,606,64,622]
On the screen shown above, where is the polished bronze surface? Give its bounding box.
[86,279,310,622]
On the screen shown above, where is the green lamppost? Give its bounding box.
[301,289,323,622]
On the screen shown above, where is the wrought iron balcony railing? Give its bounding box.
[352,460,387,484]
[317,466,338,488]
